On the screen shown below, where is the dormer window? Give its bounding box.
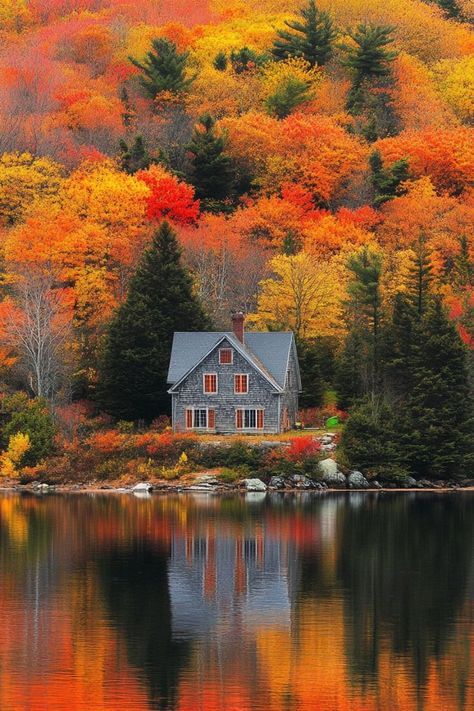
[203,373,218,394]
[219,348,233,364]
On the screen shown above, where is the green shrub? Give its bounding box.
[1,393,56,466]
[218,468,242,483]
[198,441,263,470]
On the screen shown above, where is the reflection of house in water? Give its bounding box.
[168,521,300,640]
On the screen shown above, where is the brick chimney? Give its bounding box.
[231,311,245,343]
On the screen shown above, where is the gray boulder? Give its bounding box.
[319,458,346,488]
[289,474,313,489]
[195,474,220,486]
[242,478,267,492]
[269,475,286,490]
[132,482,153,493]
[347,471,370,489]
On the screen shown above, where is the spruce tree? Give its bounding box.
[129,38,192,102]
[271,0,336,67]
[119,136,151,174]
[187,114,234,206]
[346,246,384,390]
[369,150,409,206]
[99,221,209,421]
[336,330,365,410]
[296,338,325,408]
[402,299,474,479]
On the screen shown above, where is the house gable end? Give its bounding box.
[168,335,282,394]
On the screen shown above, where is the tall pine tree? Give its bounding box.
[129,38,193,102]
[100,221,209,421]
[187,114,234,207]
[271,0,336,67]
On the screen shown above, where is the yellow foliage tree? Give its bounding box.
[0,432,30,477]
[434,56,474,124]
[249,251,344,339]
[0,153,64,225]
[0,0,30,32]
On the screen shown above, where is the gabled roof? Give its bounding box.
[167,331,300,392]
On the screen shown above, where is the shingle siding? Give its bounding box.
[172,337,287,433]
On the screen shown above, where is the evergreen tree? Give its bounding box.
[99,221,209,421]
[382,292,415,400]
[213,51,228,71]
[296,338,325,408]
[335,330,365,410]
[346,246,384,390]
[187,114,234,205]
[369,150,409,206]
[340,397,403,475]
[119,135,151,174]
[406,237,434,318]
[229,47,266,73]
[271,1,336,67]
[342,24,397,85]
[401,299,474,479]
[129,38,193,102]
[266,76,313,118]
[342,24,397,113]
[433,0,462,18]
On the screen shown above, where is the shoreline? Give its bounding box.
[1,483,473,495]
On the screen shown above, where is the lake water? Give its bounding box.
[0,491,472,711]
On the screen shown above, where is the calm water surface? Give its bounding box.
[0,491,472,711]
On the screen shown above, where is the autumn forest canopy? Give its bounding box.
[0,0,473,480]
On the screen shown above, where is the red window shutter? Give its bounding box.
[208,409,215,429]
[186,409,193,429]
[242,375,248,393]
[257,409,264,429]
[236,409,243,429]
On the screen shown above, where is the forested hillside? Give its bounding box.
[0,0,473,481]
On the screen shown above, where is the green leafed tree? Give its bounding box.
[271,0,336,67]
[187,114,235,206]
[99,221,209,421]
[129,38,193,102]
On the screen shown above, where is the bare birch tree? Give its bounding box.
[4,272,72,405]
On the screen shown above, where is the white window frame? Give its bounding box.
[234,373,249,395]
[235,408,265,430]
[203,372,218,394]
[186,407,215,430]
[219,348,233,365]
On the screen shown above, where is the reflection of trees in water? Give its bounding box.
[335,494,473,691]
[97,544,190,711]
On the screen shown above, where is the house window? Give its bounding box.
[236,408,264,430]
[203,373,218,394]
[219,348,233,364]
[186,408,216,429]
[234,374,249,394]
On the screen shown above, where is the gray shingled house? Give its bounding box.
[167,313,301,434]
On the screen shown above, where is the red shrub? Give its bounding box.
[287,436,321,462]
